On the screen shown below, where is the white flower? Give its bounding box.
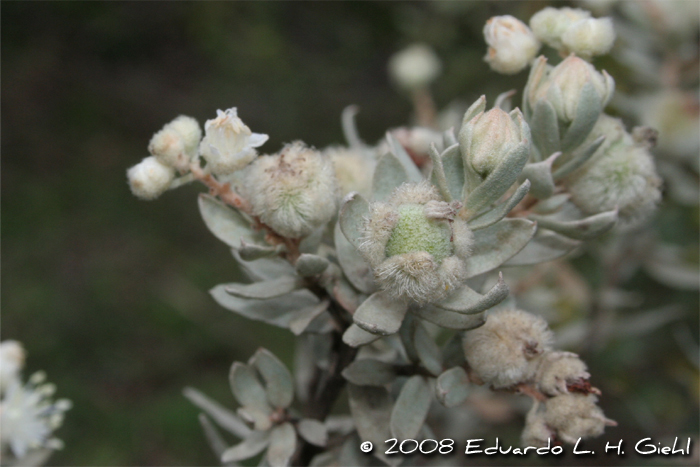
[127,156,176,200]
[561,17,616,59]
[0,372,71,459]
[544,393,612,444]
[148,115,202,171]
[483,15,541,74]
[0,341,25,394]
[388,44,442,91]
[530,7,592,51]
[199,108,269,175]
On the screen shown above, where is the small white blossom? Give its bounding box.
[561,17,616,59]
[127,156,176,200]
[388,44,442,91]
[0,341,25,394]
[148,115,201,171]
[544,393,612,444]
[521,402,554,448]
[530,7,592,51]
[483,15,541,74]
[200,108,269,175]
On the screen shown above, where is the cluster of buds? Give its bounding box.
[530,7,615,59]
[462,309,614,445]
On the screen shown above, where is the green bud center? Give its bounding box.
[384,204,453,262]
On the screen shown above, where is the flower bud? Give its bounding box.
[521,403,554,448]
[561,17,615,59]
[544,393,611,444]
[388,44,442,91]
[127,156,176,200]
[199,108,268,175]
[324,146,376,196]
[359,181,473,304]
[536,351,590,396]
[245,142,338,238]
[148,116,201,171]
[483,15,541,74]
[463,309,553,389]
[530,7,592,51]
[527,55,614,124]
[0,341,25,393]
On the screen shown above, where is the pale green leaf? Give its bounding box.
[267,423,296,467]
[342,359,397,386]
[390,376,432,440]
[530,100,561,160]
[461,95,486,126]
[298,419,328,447]
[529,209,617,240]
[553,134,605,179]
[199,194,261,248]
[339,192,370,251]
[289,301,331,336]
[295,254,330,277]
[518,152,559,199]
[239,241,285,261]
[411,305,486,330]
[435,273,509,314]
[250,349,294,409]
[532,194,570,214]
[561,82,602,152]
[198,414,230,462]
[342,324,383,348]
[441,143,465,202]
[442,334,466,368]
[183,387,251,439]
[436,367,470,408]
[353,291,408,336]
[429,143,455,202]
[229,363,272,416]
[465,218,537,277]
[226,277,304,300]
[505,228,581,266]
[413,322,443,376]
[221,430,271,464]
[232,250,295,281]
[342,105,365,150]
[347,384,395,465]
[468,180,530,231]
[372,152,408,201]
[334,222,376,294]
[386,132,423,183]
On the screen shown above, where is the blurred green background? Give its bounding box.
[2,1,697,466]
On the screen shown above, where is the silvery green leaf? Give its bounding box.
[386,132,423,183]
[494,89,516,112]
[441,143,466,202]
[505,228,581,266]
[339,192,370,251]
[465,219,537,277]
[373,152,408,201]
[467,180,530,231]
[342,359,397,386]
[211,287,321,329]
[435,273,509,314]
[461,95,486,126]
[411,305,486,330]
[529,209,617,240]
[553,135,605,179]
[198,414,231,463]
[221,430,271,463]
[289,301,331,336]
[323,264,362,313]
[267,423,296,467]
[337,434,378,467]
[442,334,466,368]
[299,227,324,254]
[533,194,570,214]
[232,249,295,281]
[530,100,561,161]
[298,419,328,447]
[342,324,383,347]
[239,241,286,261]
[295,254,329,277]
[443,127,458,147]
[199,194,262,248]
[518,153,559,199]
[398,312,419,363]
[413,321,443,376]
[429,143,455,202]
[238,405,271,432]
[436,367,470,408]
[347,384,397,466]
[250,349,294,409]
[229,363,272,416]
[334,222,376,294]
[390,376,432,440]
[644,248,700,290]
[183,387,251,438]
[226,277,304,300]
[461,142,530,219]
[342,105,365,150]
[353,291,408,336]
[561,82,602,152]
[617,305,685,338]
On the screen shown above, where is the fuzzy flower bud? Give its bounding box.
[561,17,615,59]
[460,105,528,177]
[544,393,612,444]
[483,15,541,74]
[244,142,338,238]
[127,156,176,200]
[521,403,554,448]
[536,351,591,396]
[359,182,473,304]
[200,108,268,175]
[148,116,201,172]
[530,7,592,51]
[388,44,442,91]
[324,146,376,196]
[527,55,614,124]
[463,309,553,389]
[0,341,25,394]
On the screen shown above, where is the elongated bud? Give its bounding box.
[530,7,592,51]
[199,108,268,175]
[561,17,615,59]
[245,142,338,238]
[388,44,442,91]
[483,15,541,74]
[127,156,176,200]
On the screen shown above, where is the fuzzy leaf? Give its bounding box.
[465,219,537,278]
[289,301,331,336]
[347,385,395,464]
[442,334,466,368]
[342,324,383,347]
[298,419,328,447]
[226,277,304,300]
[183,387,251,439]
[339,192,370,251]
[561,82,602,152]
[411,306,486,330]
[386,132,423,183]
[518,153,559,199]
[529,209,617,240]
[353,291,408,336]
[239,241,285,261]
[505,229,581,265]
[532,194,570,214]
[443,128,458,147]
[334,222,375,294]
[413,322,443,376]
[232,250,296,281]
[199,194,261,248]
[468,180,530,231]
[429,143,455,202]
[441,143,466,202]
[373,152,408,201]
[267,423,296,467]
[530,100,561,160]
[436,367,470,408]
[198,414,229,461]
[250,349,294,409]
[553,135,605,179]
[461,142,530,219]
[229,363,272,415]
[221,430,270,463]
[390,376,432,440]
[299,226,324,254]
[342,359,397,386]
[435,273,509,314]
[295,254,330,277]
[461,95,486,126]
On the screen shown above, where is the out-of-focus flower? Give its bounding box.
[388,44,442,91]
[483,15,541,74]
[561,17,616,59]
[0,341,25,394]
[530,7,592,50]
[324,146,376,196]
[127,156,176,200]
[544,393,612,444]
